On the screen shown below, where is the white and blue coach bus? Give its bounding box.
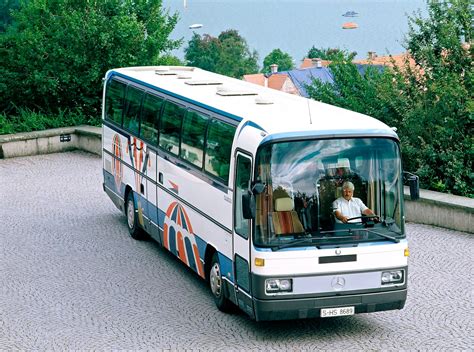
[102,66,418,321]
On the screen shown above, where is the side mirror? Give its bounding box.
[252,182,265,195]
[242,191,256,219]
[403,171,420,200]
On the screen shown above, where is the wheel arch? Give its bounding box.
[124,185,133,215]
[204,244,217,283]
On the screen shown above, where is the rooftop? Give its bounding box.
[109,66,396,139]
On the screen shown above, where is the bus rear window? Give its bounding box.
[105,79,126,126]
[204,120,235,184]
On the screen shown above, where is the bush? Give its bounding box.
[0,108,93,135]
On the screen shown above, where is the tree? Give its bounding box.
[306,46,356,61]
[185,29,259,78]
[306,1,473,197]
[395,0,473,196]
[0,0,19,32]
[0,0,181,120]
[261,49,294,74]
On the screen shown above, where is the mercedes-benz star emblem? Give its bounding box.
[331,276,346,290]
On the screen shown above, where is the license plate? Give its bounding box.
[320,306,355,318]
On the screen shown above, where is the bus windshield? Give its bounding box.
[253,138,404,248]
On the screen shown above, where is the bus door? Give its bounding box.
[233,152,254,317]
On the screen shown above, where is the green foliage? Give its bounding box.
[261,49,294,74]
[306,55,392,120]
[397,0,473,196]
[1,0,181,122]
[306,1,473,197]
[307,46,356,61]
[0,0,19,32]
[184,29,259,78]
[0,108,91,135]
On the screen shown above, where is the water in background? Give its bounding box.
[162,0,426,65]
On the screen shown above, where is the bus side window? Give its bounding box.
[140,93,163,146]
[105,79,126,126]
[180,110,209,168]
[159,101,186,155]
[204,119,236,184]
[122,86,144,136]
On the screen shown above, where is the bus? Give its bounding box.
[102,66,418,321]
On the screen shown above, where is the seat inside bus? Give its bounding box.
[271,197,304,235]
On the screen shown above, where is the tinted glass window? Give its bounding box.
[159,101,186,155]
[123,86,144,135]
[180,110,209,168]
[105,79,125,126]
[140,94,163,145]
[234,155,252,238]
[204,120,236,183]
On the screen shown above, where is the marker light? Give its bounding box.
[404,248,410,257]
[265,279,293,294]
[255,258,265,267]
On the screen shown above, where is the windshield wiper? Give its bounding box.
[365,229,400,243]
[381,219,403,236]
[271,235,322,251]
[322,227,400,243]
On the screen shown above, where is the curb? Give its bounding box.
[1,126,472,234]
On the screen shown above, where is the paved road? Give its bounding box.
[0,151,472,350]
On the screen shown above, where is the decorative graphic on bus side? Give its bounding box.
[163,202,205,278]
[127,137,150,191]
[112,134,123,191]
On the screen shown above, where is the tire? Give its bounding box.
[209,252,233,312]
[125,191,147,240]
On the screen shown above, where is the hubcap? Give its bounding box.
[127,199,135,229]
[210,262,222,297]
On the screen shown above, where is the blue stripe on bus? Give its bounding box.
[108,71,244,123]
[103,170,235,282]
[103,170,126,197]
[168,226,177,256]
[218,252,233,281]
[184,237,197,272]
[237,120,267,137]
[260,129,399,144]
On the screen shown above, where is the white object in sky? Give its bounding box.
[189,24,203,29]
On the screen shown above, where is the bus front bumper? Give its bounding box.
[252,289,407,321]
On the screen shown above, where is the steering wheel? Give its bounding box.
[346,215,380,223]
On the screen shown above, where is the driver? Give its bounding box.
[333,181,377,223]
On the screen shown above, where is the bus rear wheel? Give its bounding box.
[209,252,232,312]
[125,191,147,240]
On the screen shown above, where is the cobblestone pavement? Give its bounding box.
[0,152,472,350]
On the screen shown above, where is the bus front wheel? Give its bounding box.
[209,252,232,312]
[125,191,146,240]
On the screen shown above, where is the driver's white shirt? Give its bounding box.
[332,197,368,223]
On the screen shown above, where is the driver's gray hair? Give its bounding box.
[342,181,355,191]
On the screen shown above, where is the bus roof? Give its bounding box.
[107,66,397,140]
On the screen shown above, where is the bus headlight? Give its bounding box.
[265,278,293,293]
[381,270,404,285]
